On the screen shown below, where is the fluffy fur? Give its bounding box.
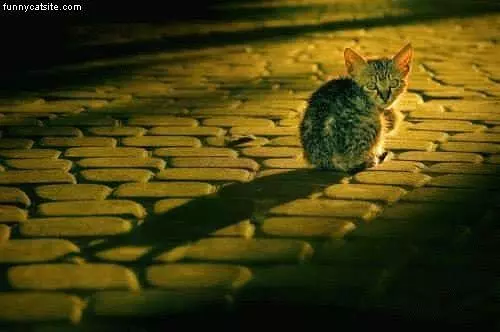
[300,43,412,172]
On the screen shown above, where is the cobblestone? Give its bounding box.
[0,239,79,263]
[324,184,406,204]
[154,147,237,157]
[261,216,356,238]
[0,292,83,323]
[269,199,380,221]
[241,147,302,158]
[168,157,260,171]
[156,168,254,182]
[0,224,10,243]
[39,137,117,147]
[183,238,313,263]
[35,184,112,201]
[396,151,483,163]
[0,187,31,206]
[4,158,73,171]
[353,171,431,188]
[65,147,148,158]
[19,217,133,237]
[8,264,139,291]
[0,170,76,185]
[0,205,27,223]
[427,174,500,189]
[0,149,61,159]
[6,127,83,137]
[86,126,147,137]
[89,290,228,317]
[113,182,215,198]
[146,264,252,290]
[148,126,226,137]
[37,200,146,218]
[127,115,198,127]
[79,169,154,183]
[0,138,34,149]
[122,136,202,147]
[76,157,166,170]
[410,120,486,132]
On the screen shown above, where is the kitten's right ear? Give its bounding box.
[344,48,366,75]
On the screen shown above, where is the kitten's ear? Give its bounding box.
[344,48,366,75]
[393,43,413,76]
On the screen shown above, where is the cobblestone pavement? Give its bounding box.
[1,0,500,330]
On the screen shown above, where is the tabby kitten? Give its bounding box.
[300,43,412,172]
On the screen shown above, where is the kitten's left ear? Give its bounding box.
[393,43,413,76]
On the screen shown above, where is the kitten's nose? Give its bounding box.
[379,90,390,102]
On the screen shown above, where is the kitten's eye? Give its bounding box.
[389,79,400,88]
[366,82,376,90]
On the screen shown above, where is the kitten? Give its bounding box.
[299,43,412,172]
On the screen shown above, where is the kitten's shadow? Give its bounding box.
[84,168,349,265]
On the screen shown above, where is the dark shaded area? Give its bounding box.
[1,0,499,93]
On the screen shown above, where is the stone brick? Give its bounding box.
[86,126,147,137]
[268,136,301,146]
[201,117,274,127]
[0,187,31,206]
[384,139,436,151]
[241,147,302,158]
[401,188,485,203]
[426,162,500,175]
[148,126,226,137]
[205,136,269,147]
[19,217,133,237]
[0,149,61,159]
[39,137,117,147]
[210,220,255,238]
[146,264,252,290]
[0,224,10,243]
[0,239,79,263]
[77,157,165,171]
[0,205,27,223]
[269,199,380,221]
[65,147,148,158]
[449,132,500,143]
[439,142,500,154]
[0,138,34,149]
[154,198,192,214]
[114,182,215,198]
[183,238,313,263]
[127,115,198,127]
[89,290,228,317]
[410,120,486,132]
[4,158,73,171]
[377,202,464,221]
[47,115,118,126]
[261,216,356,238]
[409,110,500,122]
[0,170,76,185]
[169,157,260,171]
[6,126,83,137]
[94,245,152,262]
[122,136,202,147]
[37,200,146,218]
[230,126,298,136]
[353,171,431,188]
[0,292,83,323]
[397,151,483,163]
[262,158,312,169]
[0,117,42,126]
[154,147,237,157]
[156,168,253,182]
[35,184,112,201]
[486,155,500,164]
[427,174,500,189]
[391,130,448,142]
[324,184,407,204]
[194,107,296,120]
[372,160,426,172]
[8,264,139,290]
[80,169,154,183]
